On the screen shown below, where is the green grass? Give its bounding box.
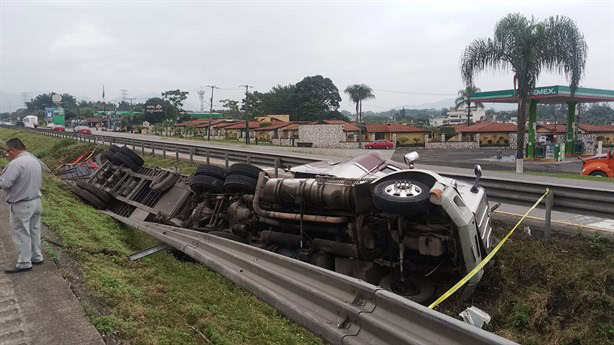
[0,128,323,345]
[438,226,614,345]
[524,171,614,183]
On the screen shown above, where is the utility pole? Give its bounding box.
[206,85,219,141]
[239,84,252,144]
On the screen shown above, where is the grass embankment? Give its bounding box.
[440,224,613,345]
[1,128,612,345]
[0,128,322,345]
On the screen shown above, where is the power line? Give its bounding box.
[120,89,128,103]
[373,89,457,97]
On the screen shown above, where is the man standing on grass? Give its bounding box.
[0,138,43,273]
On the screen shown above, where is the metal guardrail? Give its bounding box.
[104,212,517,345]
[6,125,614,221]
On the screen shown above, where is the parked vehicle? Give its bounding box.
[75,149,495,304]
[74,126,92,134]
[580,151,614,177]
[22,115,39,128]
[364,139,394,149]
[51,125,66,132]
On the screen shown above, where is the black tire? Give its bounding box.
[76,181,112,205]
[589,171,607,177]
[208,231,249,244]
[102,150,118,164]
[228,163,266,179]
[108,144,121,153]
[379,275,435,304]
[371,179,430,215]
[195,164,227,180]
[70,185,82,197]
[113,152,139,171]
[190,175,224,194]
[151,171,179,193]
[223,174,257,194]
[119,146,144,167]
[78,189,106,209]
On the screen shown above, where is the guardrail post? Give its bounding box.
[275,158,280,177]
[152,145,155,156]
[111,137,115,144]
[225,152,229,170]
[189,147,194,163]
[141,144,145,156]
[132,141,135,151]
[175,146,179,162]
[206,149,210,164]
[544,190,554,240]
[247,155,252,164]
[163,144,166,159]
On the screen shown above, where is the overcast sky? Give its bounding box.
[1,0,613,113]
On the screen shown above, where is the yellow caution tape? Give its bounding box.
[428,188,550,309]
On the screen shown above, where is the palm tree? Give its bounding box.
[455,85,484,125]
[461,13,587,170]
[345,84,375,147]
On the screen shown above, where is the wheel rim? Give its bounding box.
[384,181,422,198]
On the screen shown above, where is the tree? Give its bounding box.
[295,75,342,121]
[220,99,240,118]
[144,97,167,124]
[344,84,375,147]
[161,89,189,109]
[455,85,484,125]
[461,13,587,167]
[344,84,375,125]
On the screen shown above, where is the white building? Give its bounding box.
[444,106,485,125]
[430,116,447,127]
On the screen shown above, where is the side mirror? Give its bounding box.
[474,164,482,178]
[471,164,482,193]
[404,151,419,167]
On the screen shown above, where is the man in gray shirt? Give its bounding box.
[1,138,43,273]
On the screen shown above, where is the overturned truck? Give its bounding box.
[72,145,495,304]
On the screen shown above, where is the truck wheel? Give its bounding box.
[589,171,607,177]
[76,181,113,205]
[224,174,257,194]
[77,189,106,210]
[372,179,430,215]
[379,275,435,304]
[195,164,227,180]
[150,171,179,193]
[113,152,139,171]
[119,146,144,167]
[228,163,267,179]
[102,150,118,164]
[190,175,224,194]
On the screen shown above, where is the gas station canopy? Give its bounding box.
[471,85,614,104]
[470,85,614,158]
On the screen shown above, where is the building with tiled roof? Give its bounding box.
[364,123,427,146]
[223,121,261,141]
[455,122,517,146]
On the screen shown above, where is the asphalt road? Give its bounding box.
[392,148,583,174]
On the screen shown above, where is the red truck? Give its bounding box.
[580,151,614,177]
